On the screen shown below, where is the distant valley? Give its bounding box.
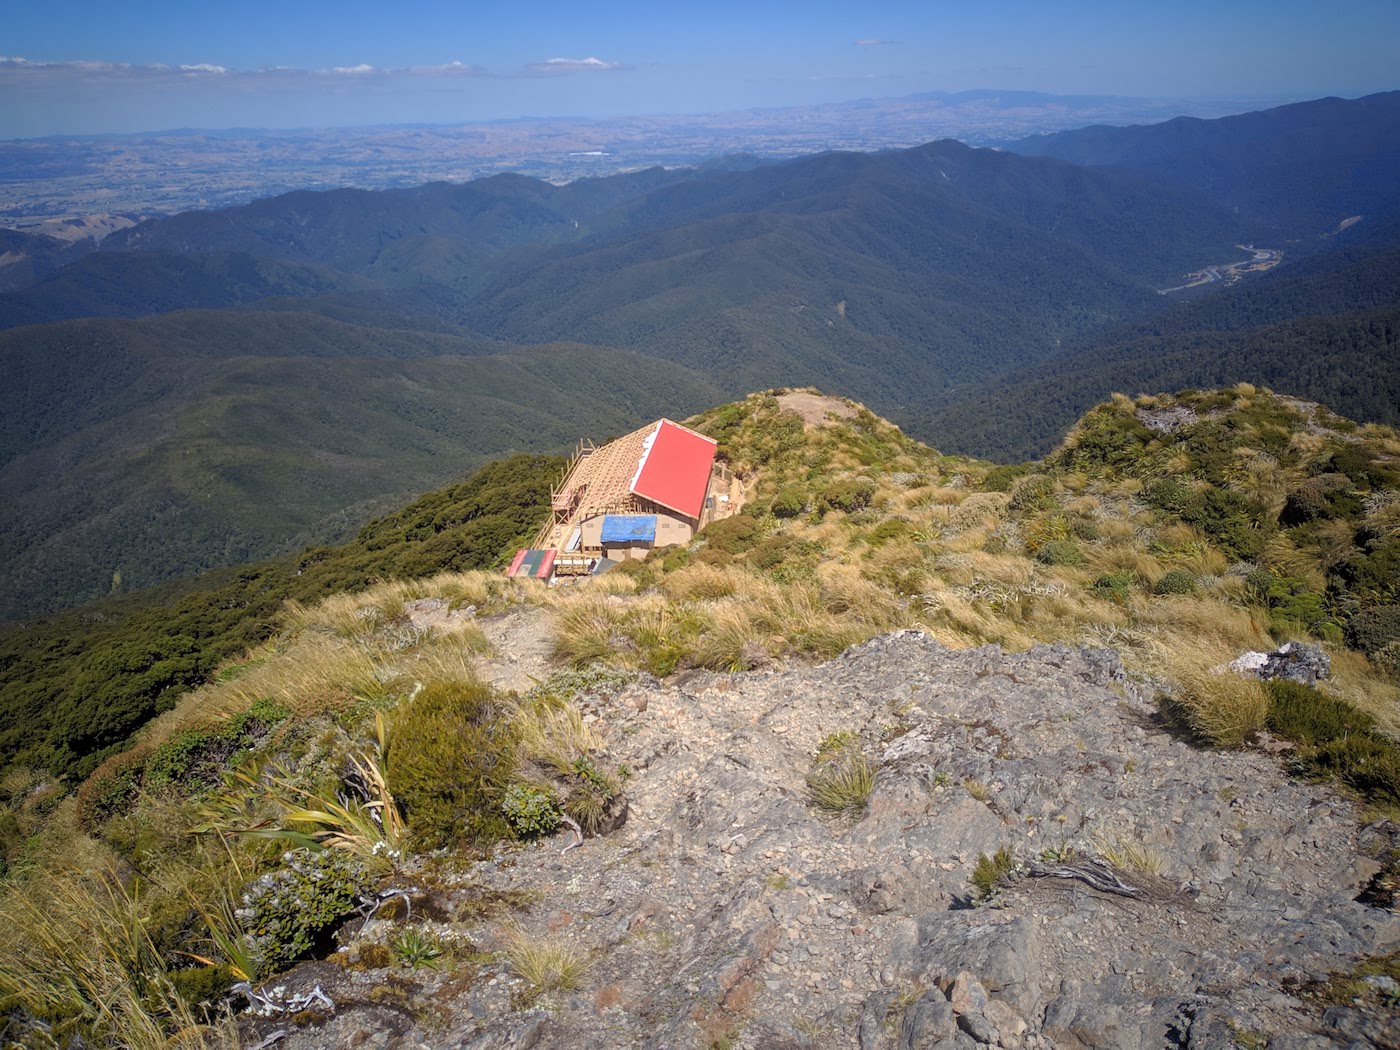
[2,90,1398,619]
[0,89,1289,228]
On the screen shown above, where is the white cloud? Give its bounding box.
[0,56,489,88]
[407,60,481,77]
[526,56,624,74]
[855,38,897,47]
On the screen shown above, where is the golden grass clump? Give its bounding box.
[1093,831,1165,876]
[661,562,742,602]
[0,866,224,1049]
[1168,666,1270,748]
[502,927,590,997]
[513,698,605,777]
[690,601,770,672]
[806,734,875,816]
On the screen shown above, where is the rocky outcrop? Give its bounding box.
[252,633,1400,1049]
[1229,641,1333,686]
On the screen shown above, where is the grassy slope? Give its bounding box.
[0,387,1397,1048]
[0,450,569,780]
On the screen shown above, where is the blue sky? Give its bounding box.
[3,0,1397,136]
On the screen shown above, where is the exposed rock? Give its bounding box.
[251,632,1399,1049]
[1230,641,1332,685]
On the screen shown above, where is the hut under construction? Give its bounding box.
[507,418,735,581]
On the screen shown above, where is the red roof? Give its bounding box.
[630,420,717,520]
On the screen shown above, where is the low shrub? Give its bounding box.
[240,848,374,980]
[1035,540,1083,567]
[169,963,234,1016]
[771,487,807,518]
[144,699,289,795]
[386,679,517,848]
[1152,569,1198,596]
[76,745,153,829]
[701,514,762,555]
[970,847,1015,902]
[1309,736,1400,807]
[1348,606,1400,656]
[982,464,1030,493]
[1265,679,1376,745]
[1264,680,1400,806]
[1008,473,1056,512]
[1280,473,1359,525]
[1091,572,1137,604]
[1373,641,1400,684]
[864,518,914,550]
[1245,570,1333,638]
[821,479,876,514]
[501,783,561,838]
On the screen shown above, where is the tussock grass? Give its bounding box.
[806,734,875,816]
[0,866,223,1049]
[502,927,590,997]
[1165,665,1270,748]
[1093,832,1165,876]
[514,698,604,777]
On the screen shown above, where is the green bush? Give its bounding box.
[820,479,876,514]
[970,847,1015,902]
[1245,571,1333,638]
[1310,736,1400,807]
[1327,445,1399,489]
[1373,641,1400,684]
[1092,572,1137,604]
[982,464,1030,493]
[1035,540,1083,567]
[1280,474,1359,525]
[1152,569,1198,595]
[143,697,290,795]
[1348,606,1400,655]
[864,519,914,550]
[1336,534,1400,604]
[771,487,807,518]
[502,783,561,838]
[1265,679,1376,745]
[240,849,374,979]
[1144,481,1267,559]
[1060,406,1153,473]
[1008,473,1056,512]
[169,965,233,1016]
[1265,680,1400,806]
[386,679,517,848]
[75,745,152,829]
[701,514,762,555]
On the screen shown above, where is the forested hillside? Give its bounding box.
[0,320,721,619]
[1010,90,1400,238]
[922,245,1400,459]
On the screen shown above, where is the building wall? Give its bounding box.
[578,509,697,560]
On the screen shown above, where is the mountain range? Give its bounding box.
[2,90,1398,618]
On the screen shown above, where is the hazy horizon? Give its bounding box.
[4,0,1397,138]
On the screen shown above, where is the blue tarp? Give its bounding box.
[600,514,657,544]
